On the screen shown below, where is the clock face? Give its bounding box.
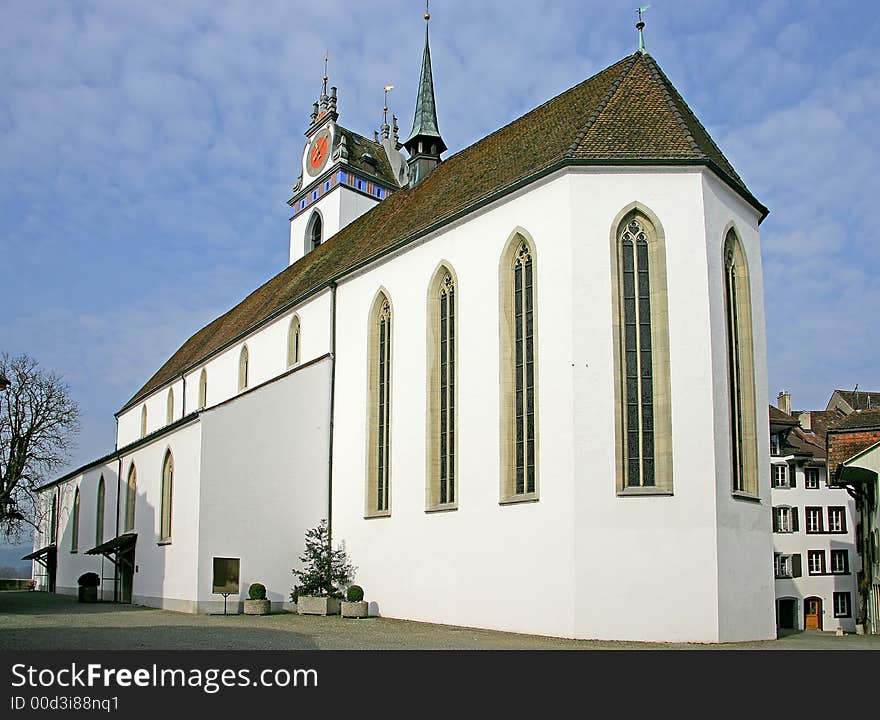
[306,128,332,177]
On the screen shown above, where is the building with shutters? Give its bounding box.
[770,398,858,633]
[29,12,777,643]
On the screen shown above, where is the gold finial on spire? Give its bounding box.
[322,50,329,95]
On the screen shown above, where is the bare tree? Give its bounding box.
[0,353,80,541]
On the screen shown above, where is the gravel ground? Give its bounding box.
[2,591,878,650]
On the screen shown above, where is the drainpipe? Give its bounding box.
[327,282,338,551]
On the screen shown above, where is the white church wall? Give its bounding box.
[196,357,331,613]
[117,377,184,447]
[567,167,728,642]
[701,171,776,642]
[339,188,380,237]
[119,420,202,612]
[46,462,119,598]
[332,173,580,639]
[289,191,341,266]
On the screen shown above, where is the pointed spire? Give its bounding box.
[636,5,651,54]
[404,2,446,187]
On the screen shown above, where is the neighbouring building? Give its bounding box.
[28,13,776,643]
[827,408,880,634]
[769,396,859,633]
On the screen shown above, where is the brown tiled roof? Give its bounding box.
[122,51,764,411]
[833,390,880,412]
[828,409,880,432]
[795,409,846,441]
[783,427,825,459]
[769,405,798,426]
[337,127,399,188]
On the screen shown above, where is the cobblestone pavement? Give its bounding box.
[2,591,878,650]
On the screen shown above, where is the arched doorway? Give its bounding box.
[777,597,797,630]
[804,597,823,631]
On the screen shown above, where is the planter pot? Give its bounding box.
[78,586,98,603]
[243,599,271,616]
[341,600,368,619]
[297,596,340,616]
[855,624,865,635]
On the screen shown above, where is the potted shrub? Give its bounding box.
[243,583,271,615]
[77,572,100,603]
[291,519,356,616]
[341,584,368,619]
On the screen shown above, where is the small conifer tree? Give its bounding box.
[290,519,356,600]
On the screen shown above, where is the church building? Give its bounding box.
[31,12,776,643]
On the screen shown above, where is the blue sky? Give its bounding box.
[1,0,878,479]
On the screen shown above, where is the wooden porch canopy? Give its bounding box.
[85,532,137,569]
[21,544,56,568]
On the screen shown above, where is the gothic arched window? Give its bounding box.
[166,388,174,425]
[198,369,207,409]
[238,345,249,392]
[427,265,458,510]
[723,230,758,496]
[499,231,539,502]
[124,464,137,533]
[366,292,393,517]
[140,405,147,438]
[307,212,323,253]
[160,451,174,542]
[611,209,673,494]
[288,315,301,368]
[70,488,80,552]
[95,476,105,546]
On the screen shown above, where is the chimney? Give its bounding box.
[777,390,792,416]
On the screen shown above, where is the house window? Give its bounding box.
[287,316,301,368]
[166,388,174,425]
[160,451,173,542]
[723,230,758,496]
[612,211,672,493]
[831,549,849,574]
[238,345,249,392]
[198,369,208,409]
[70,488,80,553]
[499,232,539,502]
[808,550,826,575]
[95,476,105,547]
[124,464,137,533]
[804,467,820,489]
[140,405,147,438]
[833,592,851,618]
[427,266,458,510]
[828,506,846,533]
[773,506,797,533]
[806,507,823,534]
[770,433,781,456]
[774,553,792,578]
[366,293,393,517]
[771,464,789,488]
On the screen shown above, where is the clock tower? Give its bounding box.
[287,66,409,266]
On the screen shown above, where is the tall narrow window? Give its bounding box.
[287,316,301,368]
[160,451,173,542]
[70,488,80,552]
[124,464,137,533]
[427,266,457,510]
[611,208,672,493]
[499,230,539,502]
[49,494,57,544]
[366,293,392,517]
[140,405,147,438]
[198,369,207,409]
[166,388,174,425]
[306,212,323,253]
[95,476,105,546]
[723,230,758,496]
[238,345,249,392]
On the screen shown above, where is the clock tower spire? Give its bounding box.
[403,2,446,188]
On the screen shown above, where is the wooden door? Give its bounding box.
[805,598,822,630]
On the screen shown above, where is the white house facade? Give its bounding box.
[32,16,776,643]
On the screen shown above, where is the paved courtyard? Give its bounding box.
[2,591,878,650]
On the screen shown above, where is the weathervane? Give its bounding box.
[637,5,651,54]
[322,50,329,96]
[381,84,395,139]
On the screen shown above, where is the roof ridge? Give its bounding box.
[640,54,700,155]
[566,53,640,156]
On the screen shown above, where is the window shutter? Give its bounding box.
[772,510,779,533]
[789,463,796,488]
[792,554,802,578]
[791,507,799,532]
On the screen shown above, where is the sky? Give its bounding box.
[1,0,878,481]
